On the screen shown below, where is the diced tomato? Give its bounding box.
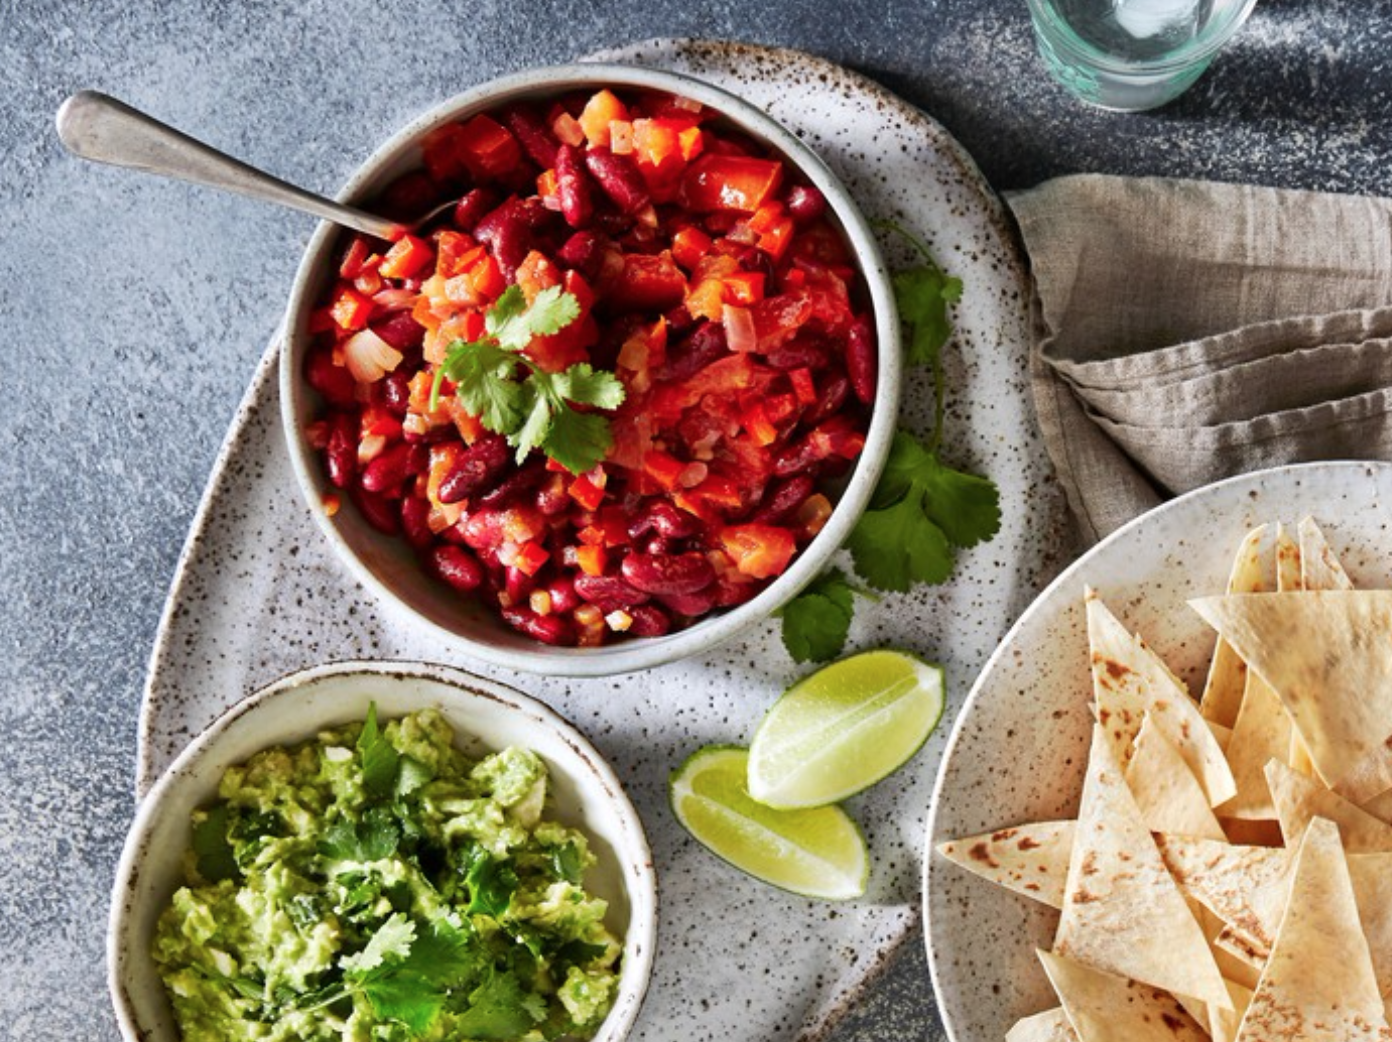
[720,524,797,579]
[512,540,551,577]
[722,270,766,306]
[568,472,607,511]
[434,231,481,278]
[671,225,713,272]
[788,367,817,404]
[379,234,434,280]
[330,285,374,331]
[741,402,779,446]
[575,544,607,576]
[752,292,815,349]
[678,155,784,213]
[578,89,629,148]
[339,236,375,279]
[604,251,687,312]
[455,114,524,181]
[641,449,686,490]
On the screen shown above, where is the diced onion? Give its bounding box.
[673,95,703,112]
[552,111,585,147]
[723,304,757,354]
[609,120,634,154]
[371,286,419,312]
[342,327,403,384]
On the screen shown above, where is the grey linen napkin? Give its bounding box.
[1008,173,1392,545]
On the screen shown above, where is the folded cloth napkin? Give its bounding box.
[1008,173,1392,545]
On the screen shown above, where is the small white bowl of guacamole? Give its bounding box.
[108,660,657,1042]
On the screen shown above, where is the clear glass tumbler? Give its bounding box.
[1026,0,1259,111]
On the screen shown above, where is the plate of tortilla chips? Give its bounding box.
[924,460,1392,1042]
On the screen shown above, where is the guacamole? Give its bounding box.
[152,705,622,1042]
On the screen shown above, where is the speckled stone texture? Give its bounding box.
[3,2,1390,1041]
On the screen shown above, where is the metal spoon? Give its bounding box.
[55,90,424,240]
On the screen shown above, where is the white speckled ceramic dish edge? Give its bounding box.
[923,460,1392,1042]
[111,661,656,1042]
[140,39,1066,1042]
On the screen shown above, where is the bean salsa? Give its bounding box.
[304,85,875,647]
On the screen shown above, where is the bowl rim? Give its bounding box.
[277,61,902,677]
[107,658,658,1042]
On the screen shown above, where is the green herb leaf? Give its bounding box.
[434,339,525,430]
[462,845,519,919]
[541,404,614,476]
[341,912,416,975]
[550,842,586,885]
[554,363,627,411]
[319,806,401,863]
[395,755,435,800]
[488,284,582,350]
[191,803,240,883]
[917,454,1002,549]
[451,968,548,1040]
[358,702,400,802]
[778,568,861,663]
[893,265,962,369]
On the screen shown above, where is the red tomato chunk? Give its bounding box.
[305,86,876,647]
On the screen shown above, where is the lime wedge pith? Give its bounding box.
[669,745,868,900]
[748,649,945,809]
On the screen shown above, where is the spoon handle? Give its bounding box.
[55,90,400,241]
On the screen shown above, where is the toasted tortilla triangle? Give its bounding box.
[1218,672,1292,821]
[1363,787,1392,824]
[1211,979,1254,1042]
[1088,590,1236,807]
[1126,714,1226,840]
[1298,516,1354,592]
[1189,590,1392,802]
[1055,724,1231,1008]
[1236,817,1389,1041]
[936,820,1075,910]
[1273,523,1301,594]
[1266,758,1392,853]
[1006,1007,1079,1042]
[1037,950,1211,1042]
[1154,834,1293,962]
[1201,525,1267,728]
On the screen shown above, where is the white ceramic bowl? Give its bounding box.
[108,660,657,1042]
[278,62,902,677]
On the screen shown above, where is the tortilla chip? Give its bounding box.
[1343,852,1392,1002]
[1213,944,1263,993]
[1218,672,1292,821]
[1363,788,1392,825]
[1007,1007,1079,1042]
[936,820,1075,909]
[1209,720,1233,753]
[1088,591,1237,807]
[1273,523,1301,594]
[1126,714,1226,840]
[1188,590,1392,803]
[1298,516,1354,592]
[1200,525,1267,728]
[1221,818,1284,847]
[1266,758,1392,853]
[1055,724,1231,1008]
[1210,979,1254,1042]
[1036,950,1211,1042]
[1154,834,1292,962]
[1237,817,1389,1041]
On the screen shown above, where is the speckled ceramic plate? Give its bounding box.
[924,460,1392,1042]
[140,39,1063,1042]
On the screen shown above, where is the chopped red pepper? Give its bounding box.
[678,155,784,213]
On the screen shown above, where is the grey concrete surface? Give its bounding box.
[2,0,1387,1039]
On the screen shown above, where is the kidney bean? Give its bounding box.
[766,333,832,371]
[772,434,821,479]
[545,574,581,614]
[554,144,595,229]
[659,321,728,381]
[573,574,650,613]
[305,346,358,407]
[556,229,604,279]
[846,316,876,404]
[351,486,401,535]
[627,603,672,637]
[502,106,560,169]
[428,544,485,592]
[751,474,816,525]
[713,577,760,608]
[476,459,546,510]
[400,494,434,549]
[656,588,717,617]
[439,434,511,504]
[325,412,357,489]
[583,148,649,214]
[628,499,702,542]
[378,171,438,220]
[502,606,575,646]
[785,184,827,225]
[377,369,412,417]
[805,371,850,426]
[727,242,775,280]
[536,475,570,516]
[504,565,535,605]
[474,197,549,279]
[453,187,500,232]
[371,310,427,354]
[622,551,715,596]
[361,442,414,494]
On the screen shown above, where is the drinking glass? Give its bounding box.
[1026,0,1259,111]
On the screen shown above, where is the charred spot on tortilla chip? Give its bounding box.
[969,841,999,867]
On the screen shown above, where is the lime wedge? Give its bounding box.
[669,745,868,900]
[748,649,944,809]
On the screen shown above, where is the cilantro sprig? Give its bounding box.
[429,285,625,475]
[778,222,1000,662]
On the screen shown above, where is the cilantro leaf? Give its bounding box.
[461,845,519,919]
[848,490,954,591]
[435,339,526,431]
[918,454,1002,548]
[318,807,401,863]
[778,568,861,663]
[358,702,400,801]
[452,969,548,1040]
[191,803,239,883]
[395,755,434,799]
[893,265,963,369]
[549,842,586,885]
[508,380,554,465]
[554,363,626,411]
[341,912,416,975]
[358,972,443,1034]
[542,406,614,476]
[487,285,581,350]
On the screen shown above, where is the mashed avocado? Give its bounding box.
[152,705,622,1041]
